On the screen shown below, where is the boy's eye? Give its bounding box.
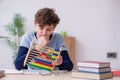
[38,24,44,28]
[39,27,43,30]
[47,29,52,31]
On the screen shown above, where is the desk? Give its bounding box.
[1,71,120,80]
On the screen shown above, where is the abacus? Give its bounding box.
[24,40,62,72]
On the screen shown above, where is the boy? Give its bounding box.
[15,7,73,71]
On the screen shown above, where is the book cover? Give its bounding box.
[23,69,40,75]
[78,67,111,73]
[112,70,120,77]
[71,70,113,80]
[2,69,23,75]
[0,70,5,78]
[78,70,110,74]
[77,61,110,68]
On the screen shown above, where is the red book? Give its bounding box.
[112,70,120,77]
[77,61,110,68]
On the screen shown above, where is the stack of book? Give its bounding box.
[71,61,113,80]
[0,70,5,78]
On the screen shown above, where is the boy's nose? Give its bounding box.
[42,30,47,36]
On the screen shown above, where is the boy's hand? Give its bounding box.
[35,36,49,51]
[52,55,63,66]
[38,36,49,46]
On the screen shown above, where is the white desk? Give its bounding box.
[0,69,120,80]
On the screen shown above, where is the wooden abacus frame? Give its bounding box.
[23,40,62,71]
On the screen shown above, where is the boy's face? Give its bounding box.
[34,22,55,37]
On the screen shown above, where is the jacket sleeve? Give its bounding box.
[14,46,28,70]
[57,50,73,71]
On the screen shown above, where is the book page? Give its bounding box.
[0,69,23,74]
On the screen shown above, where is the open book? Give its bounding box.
[1,69,23,75]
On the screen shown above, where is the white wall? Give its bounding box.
[0,0,120,69]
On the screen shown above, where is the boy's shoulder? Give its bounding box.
[23,32,35,37]
[21,32,35,41]
[52,32,62,38]
[27,32,35,36]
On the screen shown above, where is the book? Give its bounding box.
[71,70,113,80]
[78,67,111,73]
[0,70,5,78]
[2,69,23,75]
[23,69,40,75]
[78,70,110,74]
[77,61,110,68]
[23,69,51,75]
[112,70,120,77]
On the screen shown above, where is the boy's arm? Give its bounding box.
[57,50,73,71]
[14,46,28,70]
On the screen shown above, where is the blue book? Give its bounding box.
[78,70,110,74]
[78,66,111,73]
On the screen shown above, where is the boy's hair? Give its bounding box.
[35,8,60,27]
